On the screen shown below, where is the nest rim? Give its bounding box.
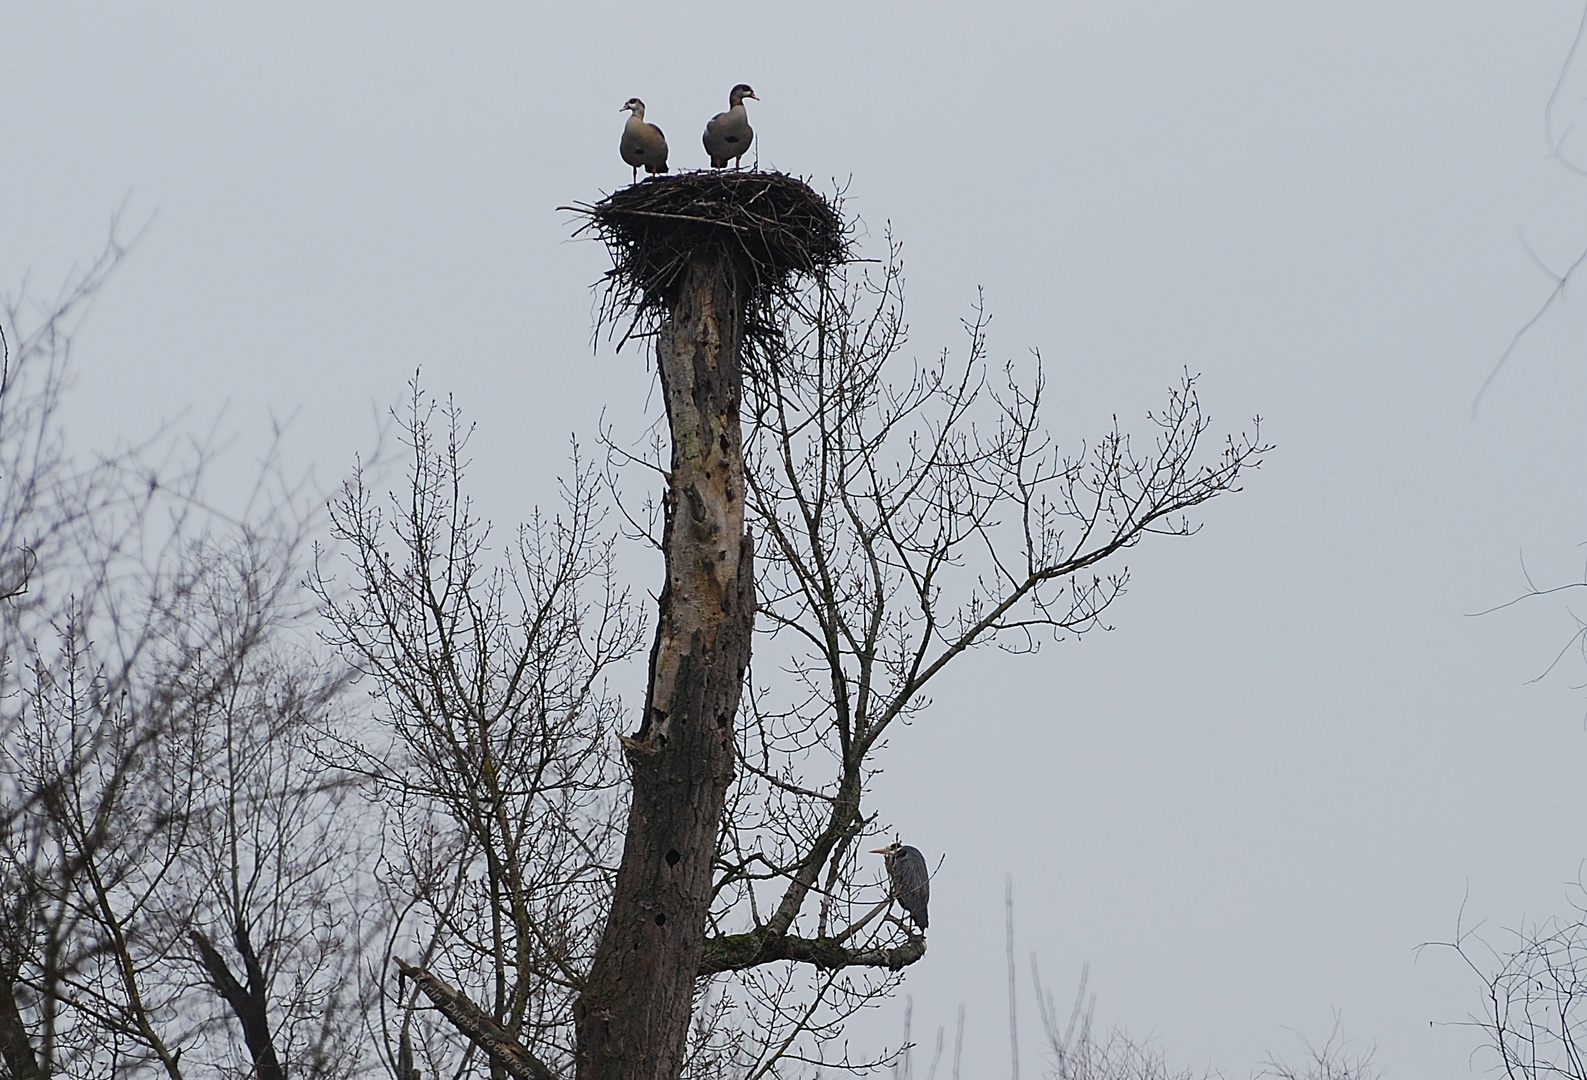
[565,170,852,351]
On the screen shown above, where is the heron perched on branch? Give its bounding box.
[872,842,930,931]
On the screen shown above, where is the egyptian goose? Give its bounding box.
[619,98,669,183]
[703,84,757,169]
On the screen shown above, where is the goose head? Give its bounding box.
[728,84,758,107]
[620,98,646,118]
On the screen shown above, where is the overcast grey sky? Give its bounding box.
[7,3,1587,1077]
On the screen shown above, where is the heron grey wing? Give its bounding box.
[895,845,930,928]
[898,846,929,895]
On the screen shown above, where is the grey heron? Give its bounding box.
[872,842,929,931]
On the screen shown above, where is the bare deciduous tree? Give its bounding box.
[7,175,1266,1080]
[315,388,642,1080]
[387,172,1263,1079]
[0,239,373,1080]
[680,240,1263,1074]
[1432,893,1587,1080]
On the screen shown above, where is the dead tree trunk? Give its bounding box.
[574,253,755,1080]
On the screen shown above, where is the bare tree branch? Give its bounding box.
[393,958,559,1080]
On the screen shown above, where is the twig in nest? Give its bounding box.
[561,170,851,355]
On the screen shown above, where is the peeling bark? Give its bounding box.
[574,254,755,1080]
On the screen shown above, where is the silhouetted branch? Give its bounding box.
[699,928,925,976]
[393,959,557,1080]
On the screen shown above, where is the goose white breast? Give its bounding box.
[703,84,757,169]
[619,98,669,183]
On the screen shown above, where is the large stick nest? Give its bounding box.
[566,171,850,348]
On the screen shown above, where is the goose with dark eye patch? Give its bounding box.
[619,98,669,184]
[703,83,757,169]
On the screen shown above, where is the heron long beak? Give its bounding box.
[869,847,889,854]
